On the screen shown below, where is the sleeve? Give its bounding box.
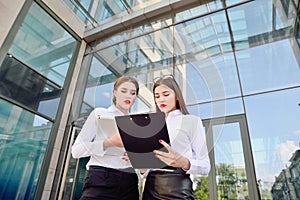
[71,109,106,158]
[186,117,211,175]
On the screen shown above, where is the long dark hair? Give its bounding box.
[112,76,139,105]
[153,77,189,115]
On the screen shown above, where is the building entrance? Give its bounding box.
[203,115,260,200]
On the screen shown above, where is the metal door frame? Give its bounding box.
[58,126,81,200]
[203,114,260,200]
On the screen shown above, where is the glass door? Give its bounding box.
[203,115,260,200]
[58,126,88,200]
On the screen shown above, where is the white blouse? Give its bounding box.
[166,109,210,175]
[71,105,131,170]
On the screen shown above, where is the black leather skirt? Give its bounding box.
[142,170,194,200]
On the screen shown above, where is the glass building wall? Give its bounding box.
[62,0,167,29]
[64,0,300,199]
[0,1,78,199]
[1,0,300,199]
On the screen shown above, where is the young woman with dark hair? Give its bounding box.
[142,75,210,200]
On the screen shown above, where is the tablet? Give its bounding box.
[96,115,119,138]
[115,112,175,170]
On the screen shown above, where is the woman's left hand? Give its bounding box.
[154,140,191,170]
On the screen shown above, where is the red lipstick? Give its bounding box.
[124,100,131,105]
[160,104,166,108]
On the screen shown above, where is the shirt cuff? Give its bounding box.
[91,140,106,156]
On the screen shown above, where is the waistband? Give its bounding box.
[149,168,188,175]
[89,165,135,173]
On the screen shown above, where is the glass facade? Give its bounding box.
[66,0,300,199]
[0,55,62,119]
[0,98,52,199]
[9,2,77,87]
[236,39,300,95]
[244,87,300,199]
[63,0,166,29]
[1,0,300,199]
[0,1,78,199]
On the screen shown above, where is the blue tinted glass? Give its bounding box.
[9,2,77,87]
[175,11,232,58]
[236,39,300,95]
[82,57,117,112]
[188,98,244,120]
[226,0,251,6]
[229,0,296,50]
[175,1,223,23]
[244,87,300,198]
[0,55,61,119]
[185,53,241,104]
[0,99,52,199]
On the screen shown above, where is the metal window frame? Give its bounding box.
[203,114,260,200]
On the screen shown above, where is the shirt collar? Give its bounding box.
[108,104,124,116]
[167,109,182,118]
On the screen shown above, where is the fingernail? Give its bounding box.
[159,139,162,143]
[153,150,156,153]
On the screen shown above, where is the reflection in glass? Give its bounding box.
[0,55,62,119]
[0,99,52,199]
[62,0,95,27]
[174,11,232,60]
[9,2,77,87]
[228,0,296,51]
[175,1,223,23]
[80,56,150,117]
[287,150,300,199]
[126,27,174,69]
[189,98,244,120]
[63,0,164,28]
[244,87,300,199]
[193,176,210,199]
[226,0,252,7]
[212,122,249,199]
[236,39,300,95]
[61,128,86,200]
[184,53,241,104]
[69,1,300,199]
[81,57,117,116]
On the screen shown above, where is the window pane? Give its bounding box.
[226,0,252,6]
[126,27,174,70]
[244,87,300,199]
[188,98,244,120]
[185,53,241,104]
[229,0,296,51]
[80,57,117,116]
[236,39,300,95]
[175,1,223,23]
[213,122,249,199]
[174,11,232,60]
[8,2,77,87]
[0,55,62,119]
[0,99,52,199]
[80,56,150,117]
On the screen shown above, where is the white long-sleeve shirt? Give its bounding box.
[71,105,131,170]
[166,109,210,175]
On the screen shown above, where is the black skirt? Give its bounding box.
[80,166,139,200]
[142,170,194,200]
